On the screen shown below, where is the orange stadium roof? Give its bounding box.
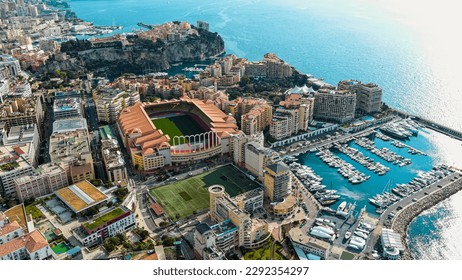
[118,98,239,156]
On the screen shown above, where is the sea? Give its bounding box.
[67,0,462,259]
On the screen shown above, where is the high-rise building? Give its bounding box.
[314,88,356,123]
[269,92,314,140]
[338,80,382,114]
[270,114,292,140]
[208,185,268,249]
[94,87,140,124]
[355,83,382,114]
[264,162,290,203]
[244,141,280,181]
[264,162,296,217]
[245,53,293,79]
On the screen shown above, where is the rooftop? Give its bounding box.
[273,195,296,211]
[265,162,289,174]
[14,163,65,185]
[54,180,108,213]
[195,223,212,235]
[83,207,127,230]
[0,147,31,175]
[381,228,404,252]
[0,230,49,257]
[3,205,28,233]
[101,139,125,169]
[3,124,36,144]
[0,220,21,236]
[52,118,88,133]
[53,97,82,112]
[210,219,238,236]
[234,188,263,201]
[289,227,330,251]
[150,203,164,216]
[99,125,115,140]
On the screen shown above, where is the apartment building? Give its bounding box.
[53,97,84,120]
[338,80,383,114]
[263,162,291,203]
[14,163,68,203]
[49,118,94,182]
[0,146,33,199]
[1,123,39,167]
[245,53,293,79]
[94,87,140,123]
[244,141,280,181]
[314,88,356,123]
[0,212,51,260]
[208,185,269,249]
[0,96,43,132]
[101,138,128,185]
[73,206,135,247]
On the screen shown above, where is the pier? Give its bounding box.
[392,109,462,141]
[137,22,155,29]
[390,173,462,259]
[364,172,462,259]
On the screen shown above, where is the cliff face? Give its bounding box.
[37,29,224,78]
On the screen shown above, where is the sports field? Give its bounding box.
[152,114,206,144]
[149,165,261,220]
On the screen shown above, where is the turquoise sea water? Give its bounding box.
[68,0,462,259]
[297,129,435,214]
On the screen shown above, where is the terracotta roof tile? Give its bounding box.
[0,221,21,236]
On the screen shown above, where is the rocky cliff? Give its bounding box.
[37,28,224,79]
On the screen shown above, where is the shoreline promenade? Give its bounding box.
[391,175,462,260]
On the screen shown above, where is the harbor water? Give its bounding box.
[68,0,462,259]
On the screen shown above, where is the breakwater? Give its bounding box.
[391,177,462,259]
[392,109,462,141]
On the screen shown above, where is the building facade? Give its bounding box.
[338,80,382,114]
[0,213,51,260]
[14,163,68,202]
[0,146,33,199]
[208,185,269,249]
[49,118,94,182]
[314,88,356,123]
[264,162,291,203]
[94,87,140,124]
[53,97,84,120]
[73,206,135,247]
[0,96,43,132]
[244,142,279,181]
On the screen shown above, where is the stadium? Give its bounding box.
[117,97,239,171]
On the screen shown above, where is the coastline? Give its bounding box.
[391,176,462,260]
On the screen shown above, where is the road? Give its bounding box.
[284,117,398,157]
[364,172,461,254]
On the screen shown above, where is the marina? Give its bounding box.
[294,119,445,215]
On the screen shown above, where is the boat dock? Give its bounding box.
[392,109,462,141]
[137,22,155,29]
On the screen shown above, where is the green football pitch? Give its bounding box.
[152,115,206,144]
[149,165,261,220]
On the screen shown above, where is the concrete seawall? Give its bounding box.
[391,177,462,260]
